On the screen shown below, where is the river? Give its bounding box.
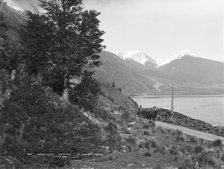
[132,95,224,126]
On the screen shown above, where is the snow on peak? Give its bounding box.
[156,50,198,67]
[118,50,157,65]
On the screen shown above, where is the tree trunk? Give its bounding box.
[61,88,69,103]
[61,73,70,103]
[11,69,16,81]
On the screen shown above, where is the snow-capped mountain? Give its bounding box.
[118,50,157,65]
[157,50,198,67]
[96,51,224,95]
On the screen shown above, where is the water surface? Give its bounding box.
[133,95,224,126]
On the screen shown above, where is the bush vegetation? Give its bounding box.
[212,139,222,147]
[144,151,152,157]
[0,80,103,159]
[104,122,122,152]
[0,0,106,166]
[221,153,224,162]
[194,145,204,154]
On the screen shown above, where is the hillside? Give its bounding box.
[158,55,224,85]
[94,51,157,95]
[18,83,224,169]
[0,0,25,43]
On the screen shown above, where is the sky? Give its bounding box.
[4,0,224,63]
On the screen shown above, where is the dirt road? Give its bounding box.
[157,121,224,144]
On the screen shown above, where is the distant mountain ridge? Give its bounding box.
[156,50,198,67]
[158,55,224,85]
[95,50,224,95]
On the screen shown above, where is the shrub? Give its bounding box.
[125,137,136,152]
[121,111,131,122]
[174,156,178,161]
[176,129,183,136]
[138,141,145,149]
[194,145,204,153]
[121,126,131,134]
[117,87,122,92]
[220,153,224,162]
[221,153,224,162]
[153,146,166,155]
[92,107,115,121]
[156,126,166,134]
[212,139,222,147]
[104,122,122,152]
[142,124,150,129]
[197,151,220,168]
[144,151,152,157]
[179,158,194,169]
[159,146,166,154]
[141,139,158,149]
[125,137,136,146]
[150,139,158,148]
[112,82,115,88]
[108,96,114,103]
[153,164,162,169]
[171,130,176,136]
[144,140,151,149]
[176,135,185,142]
[180,145,193,155]
[143,130,150,136]
[188,136,198,143]
[105,122,117,134]
[69,76,101,112]
[169,146,178,155]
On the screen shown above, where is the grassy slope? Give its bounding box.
[28,118,224,169]
[24,84,224,169]
[70,85,224,169]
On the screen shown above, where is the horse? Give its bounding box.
[138,106,158,124]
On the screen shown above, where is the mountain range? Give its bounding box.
[95,50,224,95]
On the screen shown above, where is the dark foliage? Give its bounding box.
[0,0,106,165]
[212,139,222,147]
[21,11,55,76]
[0,12,21,72]
[21,0,105,95]
[0,79,102,159]
[69,71,101,111]
[104,122,122,152]
[194,145,204,153]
